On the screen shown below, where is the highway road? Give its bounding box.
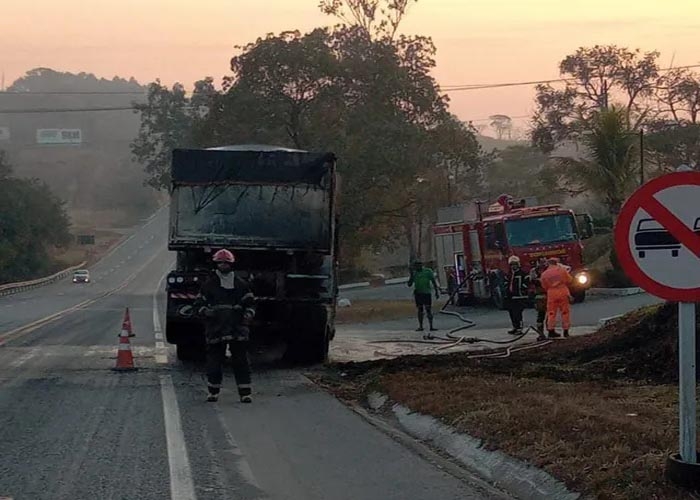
[0,210,661,499]
[0,212,509,500]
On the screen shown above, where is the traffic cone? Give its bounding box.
[113,309,137,372]
[121,307,135,338]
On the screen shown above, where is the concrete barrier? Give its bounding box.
[0,261,88,298]
[589,287,643,297]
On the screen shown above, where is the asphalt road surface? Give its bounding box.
[0,213,509,500]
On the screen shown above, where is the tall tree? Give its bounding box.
[554,106,638,218]
[319,0,418,40]
[531,45,660,152]
[131,80,195,189]
[489,114,512,140]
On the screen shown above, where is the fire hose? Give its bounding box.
[367,278,552,357]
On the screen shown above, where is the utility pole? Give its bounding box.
[640,129,645,185]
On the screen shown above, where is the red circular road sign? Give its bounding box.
[614,171,700,301]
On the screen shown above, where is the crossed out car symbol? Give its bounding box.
[634,217,700,258]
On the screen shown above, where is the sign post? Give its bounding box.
[614,171,700,487]
[679,302,696,462]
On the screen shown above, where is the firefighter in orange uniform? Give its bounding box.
[540,257,573,338]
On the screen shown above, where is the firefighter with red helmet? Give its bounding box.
[195,249,255,403]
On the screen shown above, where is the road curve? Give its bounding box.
[0,216,506,500]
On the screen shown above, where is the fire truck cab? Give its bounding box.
[433,195,594,309]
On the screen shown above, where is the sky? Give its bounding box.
[2,0,700,131]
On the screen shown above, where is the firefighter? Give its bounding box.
[407,260,440,333]
[504,255,529,334]
[541,257,573,338]
[195,249,255,403]
[528,257,548,341]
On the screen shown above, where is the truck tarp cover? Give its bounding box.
[170,149,335,251]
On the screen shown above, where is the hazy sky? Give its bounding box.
[3,0,700,131]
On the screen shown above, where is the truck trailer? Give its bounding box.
[164,145,338,364]
[433,195,594,308]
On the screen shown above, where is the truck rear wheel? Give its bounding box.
[285,305,330,365]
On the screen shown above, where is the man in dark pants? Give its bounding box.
[195,249,255,403]
[529,257,548,341]
[407,260,440,334]
[505,255,530,334]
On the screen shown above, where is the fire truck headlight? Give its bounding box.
[176,277,185,284]
[168,277,176,284]
[575,273,589,285]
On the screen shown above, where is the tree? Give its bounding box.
[0,153,71,283]
[131,80,196,189]
[319,0,418,40]
[133,0,485,265]
[531,45,660,152]
[481,145,564,204]
[554,107,638,218]
[489,114,512,140]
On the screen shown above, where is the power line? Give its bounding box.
[441,63,700,91]
[0,106,139,113]
[3,63,700,114]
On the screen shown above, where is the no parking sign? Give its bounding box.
[615,171,700,474]
[615,171,700,301]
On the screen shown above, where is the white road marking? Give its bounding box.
[160,374,197,500]
[83,345,99,357]
[9,347,39,368]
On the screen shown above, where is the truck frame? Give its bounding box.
[164,145,338,364]
[433,195,594,308]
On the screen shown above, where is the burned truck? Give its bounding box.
[165,145,338,364]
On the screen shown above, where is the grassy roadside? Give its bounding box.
[336,300,416,324]
[318,303,698,499]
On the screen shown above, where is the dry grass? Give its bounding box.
[335,300,416,324]
[52,229,124,268]
[316,303,700,499]
[381,372,689,499]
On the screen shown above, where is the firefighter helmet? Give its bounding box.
[212,249,235,263]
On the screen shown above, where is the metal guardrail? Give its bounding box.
[0,261,88,298]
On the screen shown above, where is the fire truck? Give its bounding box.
[433,195,594,308]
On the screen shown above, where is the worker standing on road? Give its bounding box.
[407,260,440,334]
[504,256,530,335]
[540,257,573,338]
[195,249,255,403]
[529,257,548,341]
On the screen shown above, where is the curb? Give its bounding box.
[368,392,580,500]
[588,287,643,296]
[598,314,623,326]
[339,276,409,290]
[0,261,88,298]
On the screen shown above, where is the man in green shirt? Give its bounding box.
[407,260,440,332]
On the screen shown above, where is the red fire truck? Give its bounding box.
[433,195,594,308]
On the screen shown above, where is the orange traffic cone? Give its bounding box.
[121,307,135,338]
[113,309,137,372]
